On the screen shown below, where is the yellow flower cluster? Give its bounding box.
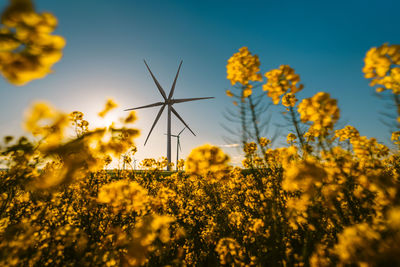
[298,92,340,137]
[226,47,262,97]
[124,111,137,124]
[127,214,175,266]
[70,111,89,136]
[264,146,298,168]
[185,144,230,180]
[331,212,400,266]
[177,158,185,170]
[259,137,271,147]
[0,0,66,85]
[22,100,139,189]
[97,179,149,214]
[363,43,400,94]
[3,19,400,266]
[334,125,359,141]
[243,142,257,154]
[263,65,303,105]
[334,125,389,165]
[350,135,389,161]
[2,96,400,266]
[227,47,263,86]
[392,131,400,145]
[225,89,234,97]
[98,98,118,118]
[333,223,381,264]
[286,133,297,144]
[215,238,244,266]
[281,92,298,107]
[139,157,169,170]
[283,159,326,194]
[24,102,69,147]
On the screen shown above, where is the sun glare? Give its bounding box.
[89,111,121,129]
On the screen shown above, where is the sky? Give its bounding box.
[0,0,399,166]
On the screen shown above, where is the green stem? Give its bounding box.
[240,95,247,147]
[248,95,266,155]
[289,106,305,149]
[394,94,400,128]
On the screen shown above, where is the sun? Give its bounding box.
[89,111,121,129]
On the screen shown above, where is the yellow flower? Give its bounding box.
[298,92,340,137]
[127,214,175,266]
[391,131,400,144]
[243,142,257,154]
[259,137,271,147]
[333,223,381,265]
[363,43,400,94]
[177,158,185,170]
[0,0,66,85]
[263,65,303,105]
[282,92,297,107]
[215,238,244,266]
[124,111,137,124]
[243,86,252,98]
[350,135,389,160]
[226,47,262,86]
[286,133,297,144]
[98,99,118,118]
[185,144,230,180]
[24,102,69,146]
[387,206,400,230]
[283,159,326,194]
[334,125,360,142]
[70,111,89,136]
[226,90,234,97]
[97,179,149,214]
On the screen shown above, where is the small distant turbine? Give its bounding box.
[125,60,214,171]
[166,127,186,171]
[132,158,137,170]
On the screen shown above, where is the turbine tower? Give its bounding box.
[125,60,214,171]
[167,127,186,171]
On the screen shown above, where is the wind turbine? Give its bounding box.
[125,60,214,171]
[166,127,186,171]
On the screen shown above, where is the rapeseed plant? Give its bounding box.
[1,1,400,266]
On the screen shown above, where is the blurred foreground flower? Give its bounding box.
[363,43,400,94]
[98,99,118,118]
[97,179,149,214]
[298,92,340,137]
[0,0,66,85]
[185,144,230,180]
[23,100,139,189]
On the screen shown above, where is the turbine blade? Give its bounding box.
[168,60,183,100]
[178,139,182,152]
[171,107,196,136]
[172,97,214,104]
[144,60,167,100]
[178,127,186,136]
[124,102,164,111]
[144,104,166,145]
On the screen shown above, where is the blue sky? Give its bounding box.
[0,0,399,165]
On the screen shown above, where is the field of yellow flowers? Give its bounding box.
[1,1,400,266]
